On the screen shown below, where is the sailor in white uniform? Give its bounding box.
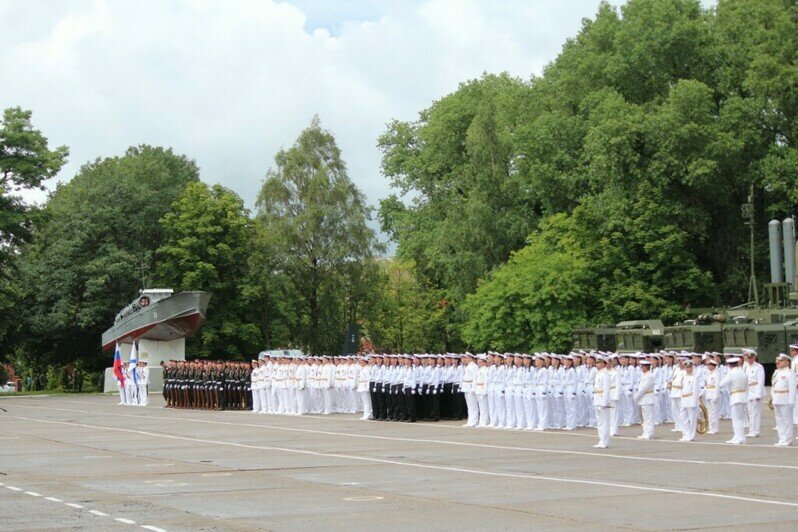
[719,357,748,444]
[771,353,796,446]
[593,356,613,448]
[744,349,765,437]
[460,353,479,427]
[704,359,721,434]
[679,360,701,442]
[634,360,655,439]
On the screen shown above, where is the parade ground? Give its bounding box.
[1,394,797,531]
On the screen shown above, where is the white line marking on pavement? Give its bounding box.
[7,413,798,509]
[6,486,22,491]
[24,491,41,496]
[58,399,798,451]
[45,496,63,502]
[14,403,798,471]
[65,502,84,509]
[201,473,232,477]
[89,510,109,516]
[343,496,383,501]
[141,526,167,531]
[116,518,137,524]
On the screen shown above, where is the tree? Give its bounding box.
[364,259,447,353]
[14,146,199,369]
[256,116,380,354]
[462,214,597,353]
[382,0,797,344]
[379,74,537,310]
[0,108,67,356]
[0,107,68,271]
[156,182,260,358]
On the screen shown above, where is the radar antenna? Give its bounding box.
[742,183,759,308]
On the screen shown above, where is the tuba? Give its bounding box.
[696,398,709,435]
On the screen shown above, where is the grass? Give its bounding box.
[1,385,103,396]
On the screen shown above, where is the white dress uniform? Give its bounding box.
[593,365,613,448]
[563,365,577,430]
[746,361,765,437]
[512,363,526,429]
[679,371,701,441]
[719,364,748,444]
[634,366,656,439]
[491,363,507,428]
[584,364,597,427]
[575,363,588,427]
[609,365,621,436]
[266,361,277,413]
[548,365,564,429]
[295,362,309,415]
[138,365,149,406]
[534,363,550,430]
[669,366,684,431]
[460,360,479,427]
[704,367,720,434]
[503,364,516,429]
[619,364,633,426]
[125,362,138,405]
[357,363,372,420]
[523,365,537,430]
[251,365,262,413]
[771,365,796,445]
[320,362,335,414]
[718,362,731,419]
[475,363,490,427]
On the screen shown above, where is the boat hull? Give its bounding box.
[101,291,211,351]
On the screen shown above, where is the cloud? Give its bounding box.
[2,0,635,225]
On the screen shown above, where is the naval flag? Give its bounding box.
[113,343,125,385]
[129,340,139,386]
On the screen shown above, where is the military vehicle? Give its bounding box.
[571,324,617,352]
[664,317,723,353]
[615,320,664,353]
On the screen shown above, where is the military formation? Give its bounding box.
[162,360,252,410]
[246,346,797,447]
[249,354,466,421]
[126,344,798,449]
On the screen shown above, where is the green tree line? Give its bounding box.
[0,0,795,375]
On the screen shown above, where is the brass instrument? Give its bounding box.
[768,396,774,410]
[696,398,709,434]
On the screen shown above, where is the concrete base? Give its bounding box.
[103,366,163,393]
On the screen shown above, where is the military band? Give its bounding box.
[130,345,798,448]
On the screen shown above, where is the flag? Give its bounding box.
[113,343,125,385]
[129,340,139,386]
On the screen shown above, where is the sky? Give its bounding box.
[2,0,689,225]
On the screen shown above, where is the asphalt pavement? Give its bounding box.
[1,394,797,531]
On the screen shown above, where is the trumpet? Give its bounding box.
[696,398,709,435]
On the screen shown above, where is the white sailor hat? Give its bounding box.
[790,344,798,350]
[776,353,790,362]
[639,360,651,366]
[726,357,740,364]
[742,348,757,356]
